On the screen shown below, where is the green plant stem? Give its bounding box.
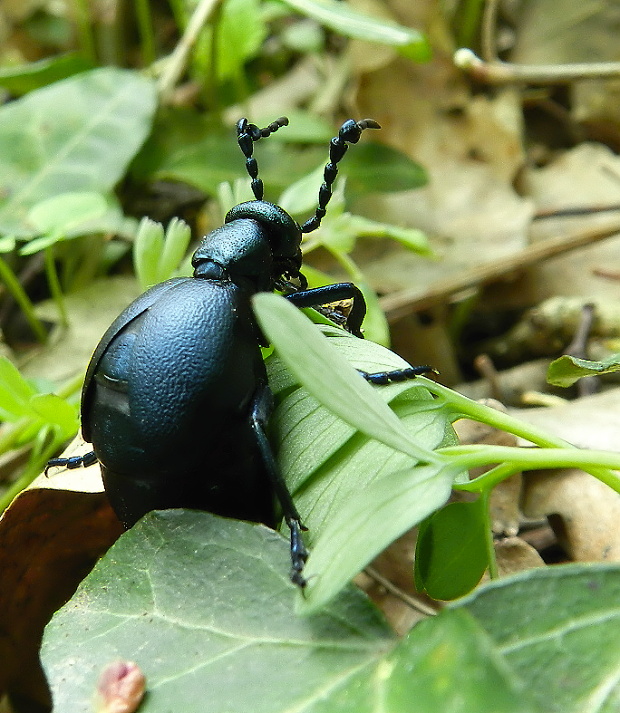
[0,418,30,455]
[0,434,65,513]
[72,0,97,63]
[135,0,157,65]
[44,246,68,327]
[158,0,221,99]
[422,379,571,448]
[423,377,620,494]
[0,255,47,343]
[479,490,498,579]
[454,0,485,48]
[440,445,620,493]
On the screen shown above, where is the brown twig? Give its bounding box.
[454,47,620,85]
[364,566,438,616]
[380,223,620,322]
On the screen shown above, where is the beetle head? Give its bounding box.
[225,201,303,283]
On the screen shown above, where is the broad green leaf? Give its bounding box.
[415,500,489,600]
[318,609,531,713]
[0,356,37,420]
[300,463,453,612]
[254,293,440,463]
[458,564,620,713]
[0,53,94,95]
[547,352,620,387]
[26,191,108,233]
[42,511,395,713]
[279,161,326,215]
[279,0,431,61]
[344,142,429,194]
[154,131,323,197]
[28,394,79,434]
[216,0,268,80]
[43,513,539,713]
[262,321,459,609]
[381,610,531,713]
[0,68,157,237]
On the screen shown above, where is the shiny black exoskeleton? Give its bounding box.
[46,117,432,586]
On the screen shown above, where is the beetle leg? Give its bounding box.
[284,282,367,338]
[45,450,98,475]
[250,385,308,587]
[358,366,438,385]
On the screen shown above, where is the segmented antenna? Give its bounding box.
[236,117,289,200]
[301,118,381,234]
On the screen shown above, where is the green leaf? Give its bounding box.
[279,161,326,215]
[42,511,396,712]
[0,67,157,237]
[254,293,440,463]
[0,356,36,420]
[345,214,431,254]
[344,142,429,194]
[547,352,620,387]
[26,191,108,234]
[320,609,531,713]
[216,0,268,80]
[258,309,459,609]
[159,217,192,281]
[279,0,431,61]
[0,52,94,95]
[133,217,165,289]
[28,393,79,435]
[300,463,453,612]
[415,500,489,600]
[458,564,620,713]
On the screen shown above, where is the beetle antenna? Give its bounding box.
[237,117,289,201]
[301,118,380,234]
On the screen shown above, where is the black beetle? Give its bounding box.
[47,117,432,586]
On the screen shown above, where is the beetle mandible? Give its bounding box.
[47,117,432,586]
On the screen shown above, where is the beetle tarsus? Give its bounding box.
[359,366,438,385]
[45,450,98,475]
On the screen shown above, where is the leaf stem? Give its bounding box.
[441,445,620,494]
[0,255,47,343]
[135,0,157,65]
[44,246,68,327]
[480,490,498,579]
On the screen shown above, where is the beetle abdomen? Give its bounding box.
[86,279,274,526]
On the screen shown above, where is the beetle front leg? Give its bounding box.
[250,385,308,587]
[284,282,366,337]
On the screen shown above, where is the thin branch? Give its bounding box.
[380,223,620,321]
[480,0,499,62]
[364,566,438,616]
[455,48,620,85]
[157,0,221,100]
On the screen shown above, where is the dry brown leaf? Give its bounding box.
[522,468,620,562]
[494,536,546,576]
[0,440,121,705]
[511,386,620,452]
